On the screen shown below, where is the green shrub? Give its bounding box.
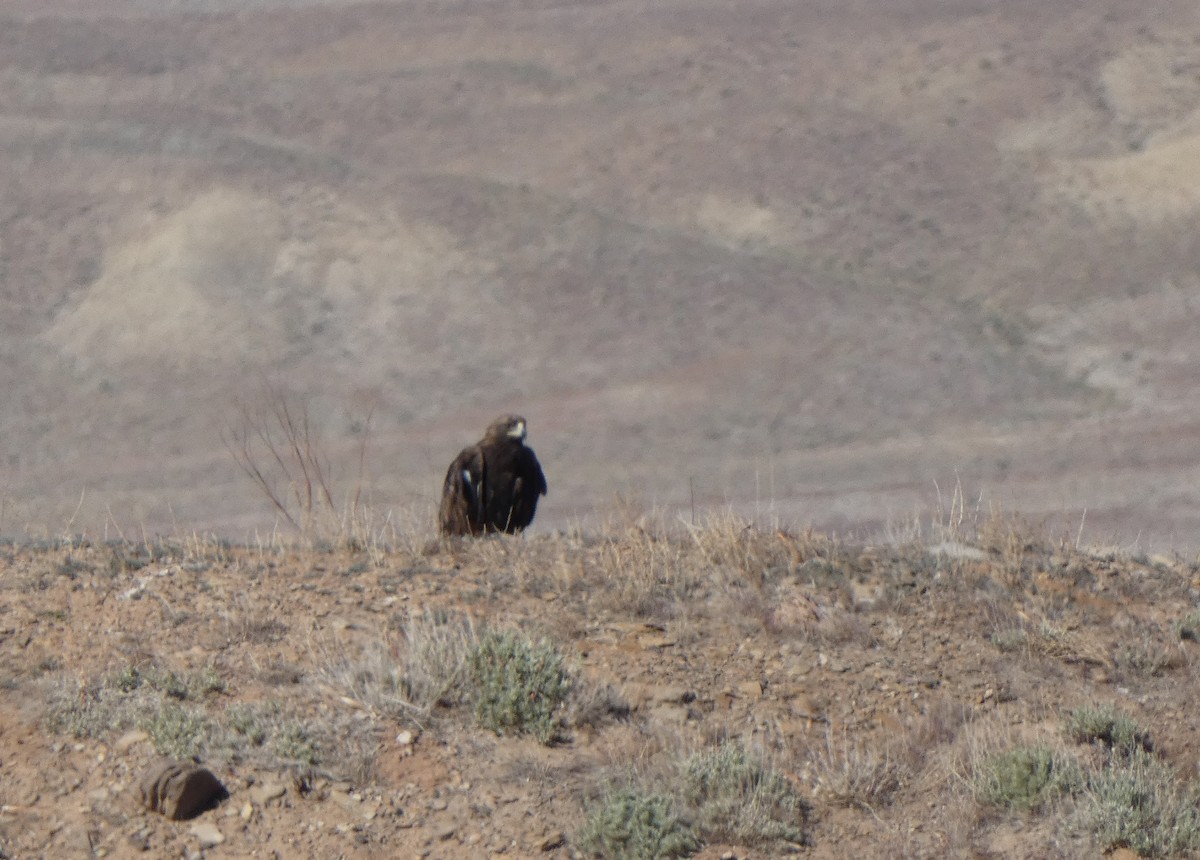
[224,703,269,746]
[576,788,700,860]
[1080,749,1200,857]
[976,745,1082,811]
[680,743,808,846]
[271,720,320,766]
[1064,704,1152,756]
[143,701,212,760]
[468,629,572,743]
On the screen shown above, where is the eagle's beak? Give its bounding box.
[508,421,527,440]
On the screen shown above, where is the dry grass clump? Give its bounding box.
[314,609,479,722]
[806,726,909,812]
[591,522,700,619]
[316,613,580,745]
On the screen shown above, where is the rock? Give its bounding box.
[539,831,566,851]
[737,680,763,700]
[330,789,360,811]
[188,821,225,848]
[1108,850,1141,860]
[248,782,287,806]
[651,704,690,724]
[139,760,228,820]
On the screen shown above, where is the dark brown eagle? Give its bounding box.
[439,414,547,536]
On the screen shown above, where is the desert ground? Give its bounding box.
[5,1,1200,858]
[4,512,1200,859]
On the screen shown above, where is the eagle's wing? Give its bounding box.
[439,445,487,535]
[525,447,547,498]
[503,447,547,532]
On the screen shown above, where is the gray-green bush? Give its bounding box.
[468,629,572,743]
[975,745,1082,812]
[680,743,808,846]
[576,788,700,860]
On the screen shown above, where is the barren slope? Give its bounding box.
[1,0,1200,546]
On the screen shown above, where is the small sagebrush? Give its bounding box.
[1079,749,1200,857]
[975,745,1082,812]
[468,628,572,743]
[144,701,213,760]
[1064,704,1152,756]
[576,788,700,860]
[680,743,808,847]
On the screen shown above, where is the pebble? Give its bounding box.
[188,822,224,848]
[249,782,287,806]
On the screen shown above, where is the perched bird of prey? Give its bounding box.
[439,414,547,536]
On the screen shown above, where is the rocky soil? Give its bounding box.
[1,513,1199,859]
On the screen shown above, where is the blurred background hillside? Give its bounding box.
[3,0,1200,549]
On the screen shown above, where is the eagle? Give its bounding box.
[438,414,547,536]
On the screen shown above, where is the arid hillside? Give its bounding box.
[3,0,1200,546]
[3,515,1200,858]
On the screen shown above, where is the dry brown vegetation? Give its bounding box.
[3,504,1200,858]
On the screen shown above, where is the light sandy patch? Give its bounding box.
[1028,277,1200,402]
[43,186,474,375]
[1046,133,1200,226]
[685,193,788,249]
[1099,40,1200,131]
[44,188,285,373]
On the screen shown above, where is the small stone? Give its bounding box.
[240,802,254,821]
[396,730,415,747]
[651,704,690,724]
[249,782,287,806]
[188,821,224,848]
[539,831,566,851]
[330,789,360,811]
[737,680,763,700]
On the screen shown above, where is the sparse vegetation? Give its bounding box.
[1064,703,1152,756]
[680,743,808,846]
[1173,609,1200,641]
[144,701,213,760]
[1079,749,1200,857]
[576,788,700,860]
[809,727,907,811]
[18,513,1200,857]
[468,628,573,743]
[974,745,1082,812]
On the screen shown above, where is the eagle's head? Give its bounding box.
[486,414,528,443]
